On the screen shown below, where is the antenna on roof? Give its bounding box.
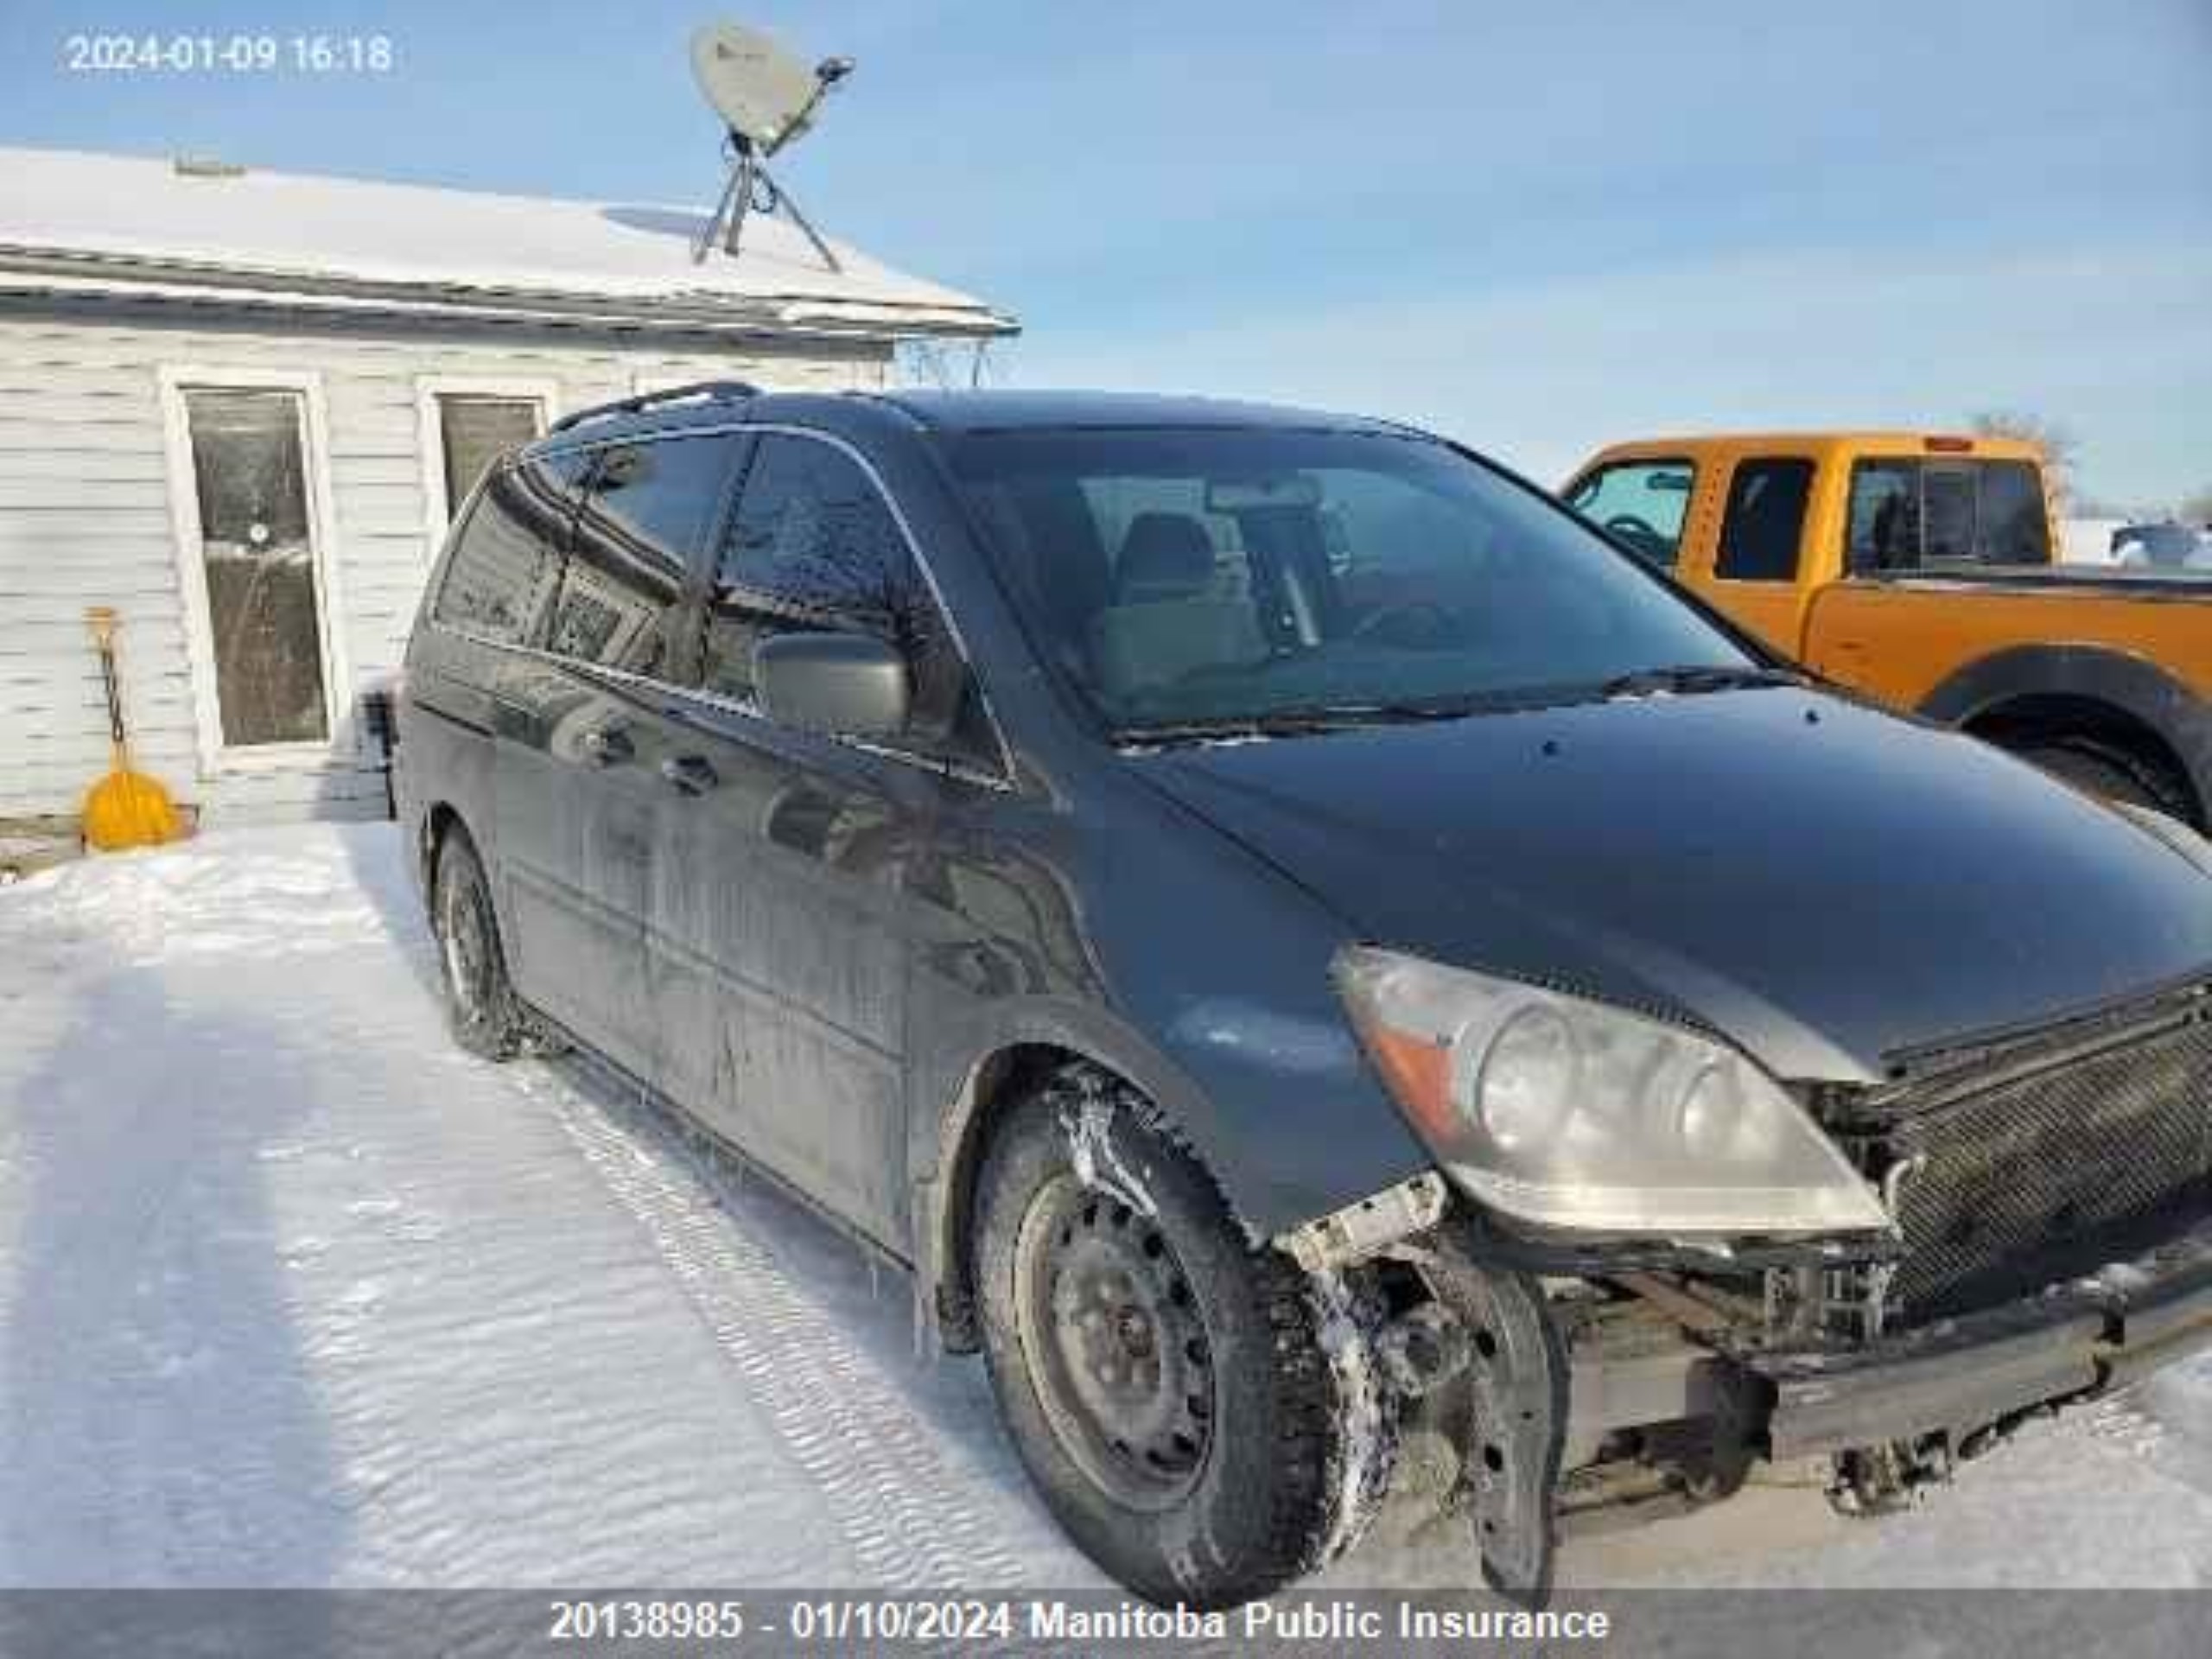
[688,21,852,271]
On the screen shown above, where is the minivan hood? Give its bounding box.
[1138,688,2212,1084]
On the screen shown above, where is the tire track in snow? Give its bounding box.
[514,1064,1033,1591]
[2070,1373,2212,1506]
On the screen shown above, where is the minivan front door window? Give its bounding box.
[178,386,331,748]
[703,435,987,759]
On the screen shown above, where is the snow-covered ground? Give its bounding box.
[1,824,2209,1597]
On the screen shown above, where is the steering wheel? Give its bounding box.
[1603,513,1673,564]
[1350,600,1459,649]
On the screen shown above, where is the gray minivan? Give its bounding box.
[397,384,2212,1605]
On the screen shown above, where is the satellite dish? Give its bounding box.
[686,21,854,269]
[690,22,837,157]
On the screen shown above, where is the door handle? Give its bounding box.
[578,722,634,766]
[659,753,720,796]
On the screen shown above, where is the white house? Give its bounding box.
[0,146,1014,828]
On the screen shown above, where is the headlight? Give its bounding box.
[1335,945,1890,1236]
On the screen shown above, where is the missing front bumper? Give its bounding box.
[1395,1200,2212,1601]
[1752,1216,2212,1459]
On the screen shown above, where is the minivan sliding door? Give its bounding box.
[499,433,747,1073]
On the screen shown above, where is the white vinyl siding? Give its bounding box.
[0,312,888,824]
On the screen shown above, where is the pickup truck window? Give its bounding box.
[1714,459,1813,583]
[1846,458,2051,574]
[1564,460,1694,569]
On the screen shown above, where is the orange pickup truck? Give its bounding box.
[1565,433,2212,829]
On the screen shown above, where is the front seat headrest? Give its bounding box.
[1117,512,1217,602]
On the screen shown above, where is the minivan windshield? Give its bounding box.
[949,428,1761,737]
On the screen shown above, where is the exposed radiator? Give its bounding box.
[1853,1002,2212,1324]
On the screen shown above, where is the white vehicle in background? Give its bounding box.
[2113,521,2209,569]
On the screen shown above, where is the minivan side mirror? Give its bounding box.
[754,632,911,739]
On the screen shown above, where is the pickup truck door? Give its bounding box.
[1699,454,1821,660]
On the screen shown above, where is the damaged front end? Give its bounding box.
[1282,972,2212,1599]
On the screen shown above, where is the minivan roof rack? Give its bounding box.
[548,379,762,435]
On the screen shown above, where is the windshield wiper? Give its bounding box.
[1113,700,1494,747]
[1596,664,1805,700]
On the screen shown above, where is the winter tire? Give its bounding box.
[971,1067,1392,1608]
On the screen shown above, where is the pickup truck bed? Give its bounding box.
[1807,570,2211,820]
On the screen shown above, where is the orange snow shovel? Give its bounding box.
[81,607,179,851]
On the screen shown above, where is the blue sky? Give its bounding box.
[8,0,2209,505]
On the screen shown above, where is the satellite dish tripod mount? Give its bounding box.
[690,54,852,272]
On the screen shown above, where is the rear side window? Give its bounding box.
[1565,459,1697,569]
[1714,459,1813,582]
[547,435,744,678]
[1845,458,2051,573]
[431,451,588,644]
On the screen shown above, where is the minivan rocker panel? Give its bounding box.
[1137,685,2212,1084]
[398,385,2212,1611]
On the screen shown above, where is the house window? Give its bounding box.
[436,395,543,515]
[416,378,557,545]
[175,386,332,747]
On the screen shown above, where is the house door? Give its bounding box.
[168,384,340,759]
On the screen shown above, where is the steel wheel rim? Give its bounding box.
[1012,1173,1215,1511]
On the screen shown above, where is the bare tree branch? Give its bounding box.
[1967,409,2079,512]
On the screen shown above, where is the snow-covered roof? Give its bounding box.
[0,146,1015,341]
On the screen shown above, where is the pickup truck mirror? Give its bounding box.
[754,632,911,739]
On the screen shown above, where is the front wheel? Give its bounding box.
[971,1069,1393,1607]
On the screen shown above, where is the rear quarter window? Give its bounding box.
[1714,458,1814,582]
[431,452,588,644]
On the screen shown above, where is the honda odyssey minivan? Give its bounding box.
[397,384,2212,1606]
